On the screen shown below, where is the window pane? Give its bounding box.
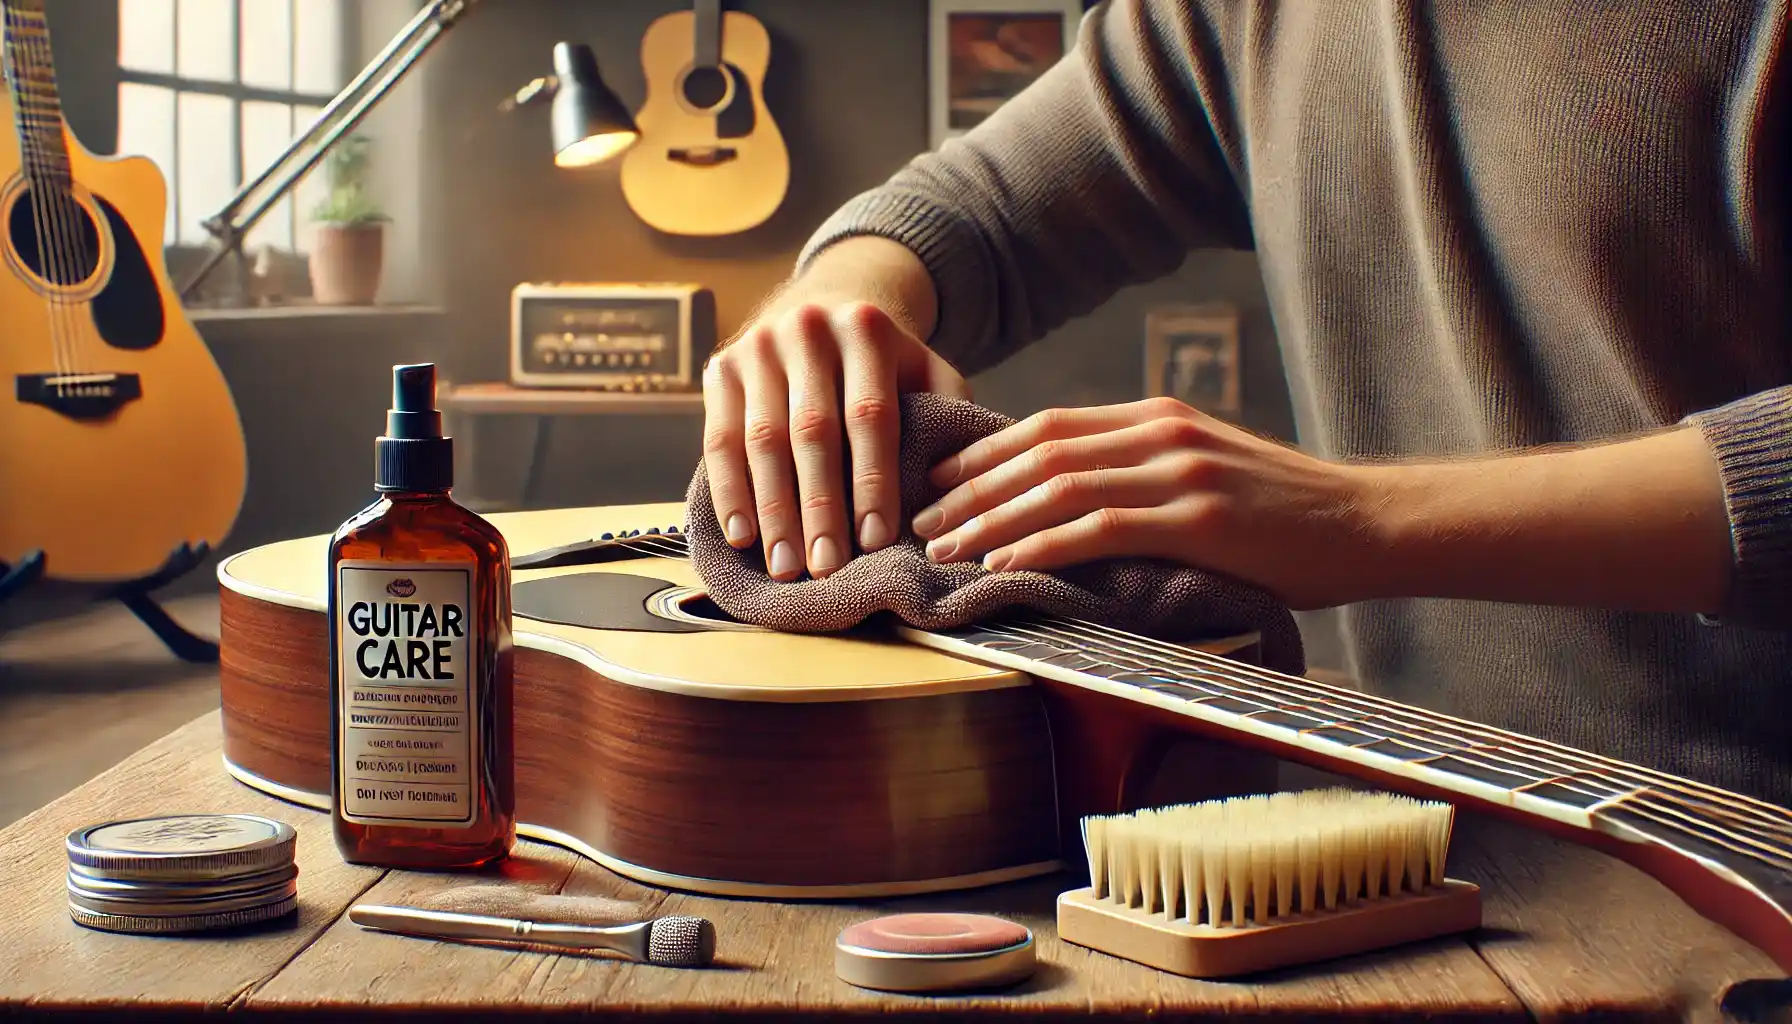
[119,0,175,74]
[240,100,294,251]
[176,91,235,245]
[292,0,341,94]
[239,0,292,90]
[292,103,328,252]
[176,0,235,81]
[117,84,178,243]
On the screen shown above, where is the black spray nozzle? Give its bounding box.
[386,363,443,440]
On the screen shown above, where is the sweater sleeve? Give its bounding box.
[795,0,1253,375]
[1683,385,1792,630]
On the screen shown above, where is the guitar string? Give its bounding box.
[590,532,1792,867]
[3,2,68,392]
[1043,613,1792,838]
[986,619,1792,870]
[23,11,85,383]
[20,4,82,388]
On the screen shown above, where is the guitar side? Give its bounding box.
[0,99,248,582]
[619,9,790,237]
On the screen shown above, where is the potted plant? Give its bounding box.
[307,134,389,306]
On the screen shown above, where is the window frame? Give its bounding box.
[115,0,356,254]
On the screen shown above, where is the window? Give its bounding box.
[115,0,347,256]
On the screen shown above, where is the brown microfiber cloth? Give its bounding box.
[684,392,1305,674]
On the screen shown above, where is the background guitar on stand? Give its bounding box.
[0,0,247,661]
[620,0,789,236]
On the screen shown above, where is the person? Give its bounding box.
[698,0,1792,805]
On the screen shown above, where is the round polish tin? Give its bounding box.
[835,912,1037,993]
[65,814,300,935]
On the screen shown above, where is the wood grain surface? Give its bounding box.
[0,712,1786,1021]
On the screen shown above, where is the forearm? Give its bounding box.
[1361,425,1734,615]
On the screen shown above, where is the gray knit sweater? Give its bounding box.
[797,0,1792,804]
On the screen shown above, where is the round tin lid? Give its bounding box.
[834,913,1037,994]
[66,814,297,883]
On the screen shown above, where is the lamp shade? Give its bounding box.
[549,42,639,167]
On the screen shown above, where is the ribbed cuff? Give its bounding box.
[1684,386,1792,630]
[795,188,997,370]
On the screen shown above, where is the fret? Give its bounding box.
[1420,754,1548,793]
[1302,723,1386,746]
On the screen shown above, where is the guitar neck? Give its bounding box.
[0,0,69,183]
[692,0,721,69]
[899,612,1792,972]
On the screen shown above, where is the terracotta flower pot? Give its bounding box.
[308,222,385,306]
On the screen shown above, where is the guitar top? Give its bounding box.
[220,502,1052,701]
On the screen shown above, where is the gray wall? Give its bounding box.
[12,0,1340,668]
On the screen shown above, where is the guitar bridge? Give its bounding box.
[15,372,142,420]
[667,146,738,167]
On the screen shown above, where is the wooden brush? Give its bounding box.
[1057,787,1482,978]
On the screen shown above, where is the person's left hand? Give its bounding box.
[908,397,1391,610]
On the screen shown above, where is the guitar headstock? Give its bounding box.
[512,525,689,571]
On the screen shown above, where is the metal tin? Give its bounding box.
[64,814,301,935]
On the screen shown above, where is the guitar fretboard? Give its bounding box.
[0,0,69,184]
[902,612,1792,919]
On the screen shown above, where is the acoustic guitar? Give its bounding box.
[0,0,247,583]
[216,502,1792,975]
[618,0,789,236]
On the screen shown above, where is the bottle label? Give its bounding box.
[334,561,478,826]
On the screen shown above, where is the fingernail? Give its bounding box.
[912,507,944,537]
[926,536,957,562]
[811,535,842,572]
[983,549,1011,572]
[859,512,891,549]
[769,540,800,578]
[725,514,751,545]
[931,456,962,487]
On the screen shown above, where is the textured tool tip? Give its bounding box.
[646,915,717,967]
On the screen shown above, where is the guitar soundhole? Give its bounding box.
[680,64,730,112]
[9,184,100,286]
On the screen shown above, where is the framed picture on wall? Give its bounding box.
[1144,304,1242,420]
[929,0,1085,149]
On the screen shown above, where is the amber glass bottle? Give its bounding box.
[326,363,515,869]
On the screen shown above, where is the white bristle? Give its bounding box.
[1081,788,1456,928]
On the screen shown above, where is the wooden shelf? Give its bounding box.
[440,381,704,416]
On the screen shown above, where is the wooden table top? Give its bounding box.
[1,712,1786,1022]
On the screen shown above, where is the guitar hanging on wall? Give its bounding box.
[620,0,789,236]
[0,1,247,592]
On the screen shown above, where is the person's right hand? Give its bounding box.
[702,292,969,582]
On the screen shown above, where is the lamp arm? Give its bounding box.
[178,0,486,300]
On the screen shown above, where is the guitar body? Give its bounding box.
[0,2,246,583]
[216,502,1269,898]
[619,4,789,236]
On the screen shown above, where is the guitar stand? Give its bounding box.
[0,550,46,609]
[0,542,221,664]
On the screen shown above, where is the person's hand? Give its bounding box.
[702,292,968,581]
[907,397,1389,609]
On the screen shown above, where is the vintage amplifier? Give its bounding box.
[508,282,717,390]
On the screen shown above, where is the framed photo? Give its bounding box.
[1144,304,1242,419]
[929,0,1084,149]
